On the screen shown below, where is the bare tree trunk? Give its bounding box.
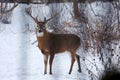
[0,0,18,24]
[47,0,52,4]
[117,1,120,30]
[73,0,79,19]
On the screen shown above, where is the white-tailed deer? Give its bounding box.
[26,8,81,74]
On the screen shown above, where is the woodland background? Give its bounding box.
[0,0,120,80]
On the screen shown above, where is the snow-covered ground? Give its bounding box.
[0,3,119,80]
[0,4,87,80]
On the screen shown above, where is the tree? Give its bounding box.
[0,0,18,24]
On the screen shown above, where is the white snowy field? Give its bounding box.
[0,4,89,80]
[0,3,119,80]
[0,26,96,80]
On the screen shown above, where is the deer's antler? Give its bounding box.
[25,7,38,23]
[45,8,63,22]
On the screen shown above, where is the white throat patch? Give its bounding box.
[37,32,44,37]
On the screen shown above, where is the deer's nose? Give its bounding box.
[39,29,43,33]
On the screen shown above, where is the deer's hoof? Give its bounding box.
[49,72,52,75]
[68,72,71,74]
[78,69,82,73]
[44,72,47,75]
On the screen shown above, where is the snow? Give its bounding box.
[0,4,85,80]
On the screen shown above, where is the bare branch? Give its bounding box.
[0,1,18,14]
[4,3,18,13]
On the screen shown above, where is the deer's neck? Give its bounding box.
[36,28,49,37]
[36,29,49,50]
[37,32,44,37]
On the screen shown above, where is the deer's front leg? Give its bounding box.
[44,54,48,74]
[49,55,55,75]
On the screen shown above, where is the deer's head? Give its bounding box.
[26,8,47,33]
[32,18,48,37]
[26,7,62,34]
[36,19,46,33]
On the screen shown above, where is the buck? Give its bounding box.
[26,8,81,74]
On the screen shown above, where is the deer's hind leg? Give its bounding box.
[76,54,81,73]
[69,51,76,74]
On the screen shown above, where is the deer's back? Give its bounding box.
[47,33,80,53]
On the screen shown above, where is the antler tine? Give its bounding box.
[26,7,38,23]
[46,8,63,22]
